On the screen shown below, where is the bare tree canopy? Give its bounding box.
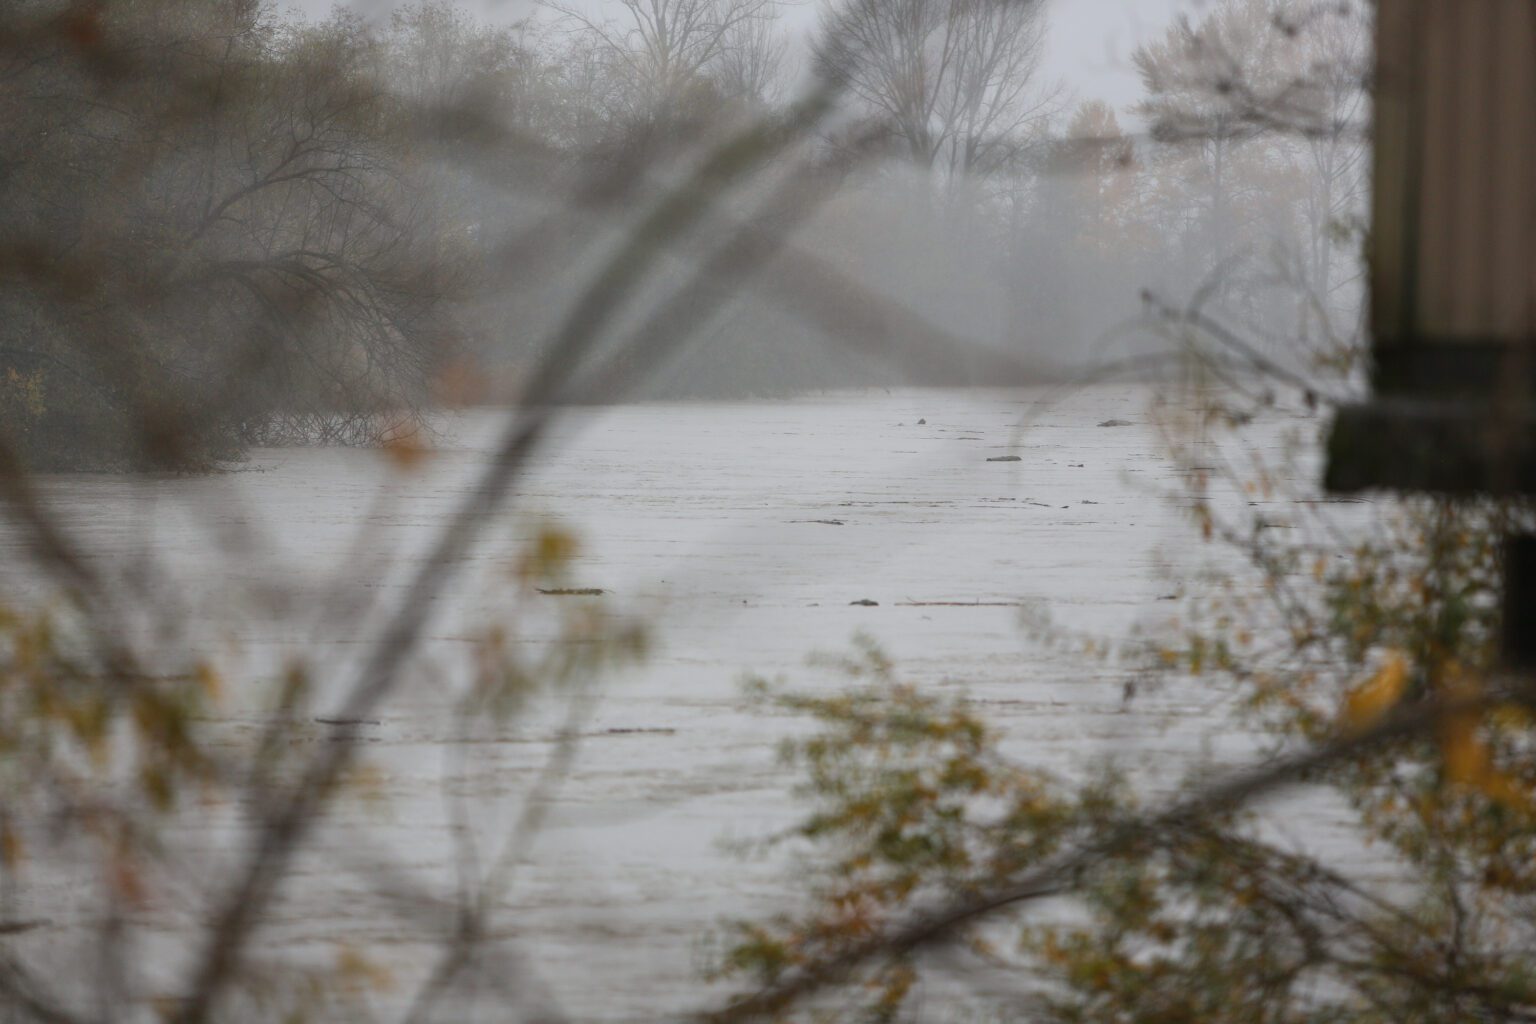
[817,0,1053,178]
[0,0,465,469]
[540,0,789,119]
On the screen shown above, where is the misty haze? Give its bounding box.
[8,1,1536,1022]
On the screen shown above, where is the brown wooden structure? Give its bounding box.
[1327,0,1536,494]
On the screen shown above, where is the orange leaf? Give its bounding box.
[382,431,430,471]
[1342,651,1408,731]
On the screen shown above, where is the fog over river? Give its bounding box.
[2,386,1375,1020]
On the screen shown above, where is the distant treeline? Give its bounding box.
[0,0,1366,469]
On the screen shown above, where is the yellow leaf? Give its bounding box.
[195,662,221,702]
[1439,715,1536,815]
[0,822,22,870]
[1491,703,1534,731]
[1342,651,1408,730]
[335,945,394,992]
[516,526,579,583]
[1478,769,1536,816]
[1440,712,1487,785]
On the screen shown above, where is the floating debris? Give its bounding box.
[1098,419,1133,427]
[895,600,1025,607]
[849,599,879,607]
[537,587,606,596]
[0,919,51,936]
[987,455,1022,462]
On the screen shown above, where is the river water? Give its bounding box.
[3,385,1363,1021]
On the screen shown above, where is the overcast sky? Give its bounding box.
[1042,0,1190,109]
[306,0,1197,113]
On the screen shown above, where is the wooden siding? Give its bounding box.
[1374,0,1536,345]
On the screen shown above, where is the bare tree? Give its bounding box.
[1291,5,1369,326]
[1133,0,1367,273]
[540,0,783,123]
[0,0,461,467]
[816,0,1052,181]
[713,9,792,107]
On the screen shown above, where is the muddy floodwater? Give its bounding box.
[4,386,1367,1020]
